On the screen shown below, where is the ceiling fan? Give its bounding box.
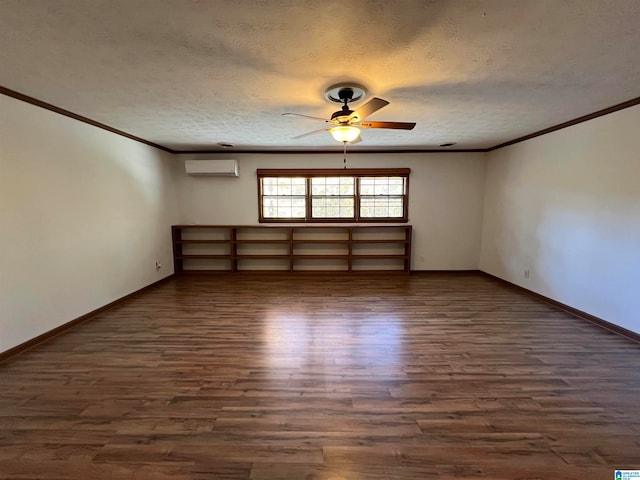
[282,84,416,144]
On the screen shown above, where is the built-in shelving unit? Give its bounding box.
[172,225,412,273]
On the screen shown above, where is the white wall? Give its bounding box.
[480,105,640,334]
[0,95,178,353]
[172,151,487,270]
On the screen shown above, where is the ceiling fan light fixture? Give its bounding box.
[330,126,360,143]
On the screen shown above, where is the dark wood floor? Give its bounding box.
[1,273,639,479]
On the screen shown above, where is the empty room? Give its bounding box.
[1,1,639,479]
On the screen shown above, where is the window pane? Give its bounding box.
[309,177,355,219]
[360,196,404,218]
[312,177,354,196]
[357,177,406,219]
[310,178,325,195]
[388,177,404,195]
[263,184,276,195]
[341,197,354,217]
[389,206,403,217]
[359,177,406,195]
[261,177,306,219]
[277,206,292,217]
[291,184,305,195]
[312,197,326,218]
[262,196,307,219]
[311,196,354,218]
[291,178,306,195]
[359,177,375,195]
[375,182,389,195]
[360,196,374,211]
[326,208,339,218]
[339,178,354,195]
[278,183,292,196]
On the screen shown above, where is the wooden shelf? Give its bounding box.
[172,225,411,273]
[235,240,290,244]
[292,255,349,259]
[235,254,291,259]
[178,255,230,259]
[351,254,408,259]
[176,239,230,244]
[352,239,409,244]
[292,239,350,244]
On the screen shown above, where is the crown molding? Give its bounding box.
[3,85,639,155]
[488,96,640,151]
[0,86,175,153]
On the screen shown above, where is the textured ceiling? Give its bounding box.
[1,0,640,151]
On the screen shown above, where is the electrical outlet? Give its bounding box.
[155,261,162,271]
[524,269,530,279]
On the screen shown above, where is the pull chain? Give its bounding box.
[343,141,347,169]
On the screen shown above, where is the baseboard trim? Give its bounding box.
[481,272,640,344]
[0,274,176,364]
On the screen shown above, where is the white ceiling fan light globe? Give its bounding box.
[330,126,361,143]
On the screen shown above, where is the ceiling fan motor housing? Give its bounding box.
[331,107,354,121]
[325,84,367,121]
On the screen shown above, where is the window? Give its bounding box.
[359,176,406,219]
[258,169,409,223]
[261,177,306,220]
[311,177,355,219]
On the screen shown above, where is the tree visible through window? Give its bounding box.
[261,177,306,219]
[360,176,405,219]
[311,177,355,219]
[258,169,409,223]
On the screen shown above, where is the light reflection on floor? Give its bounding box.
[263,308,402,371]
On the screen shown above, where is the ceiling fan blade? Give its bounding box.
[359,121,416,130]
[282,112,328,122]
[291,127,330,139]
[348,97,389,122]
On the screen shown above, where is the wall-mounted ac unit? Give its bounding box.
[185,159,239,177]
